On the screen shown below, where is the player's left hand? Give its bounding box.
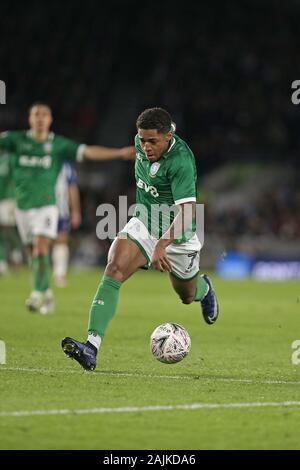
[152,242,172,273]
[120,146,136,160]
[71,211,82,229]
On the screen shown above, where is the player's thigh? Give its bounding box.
[32,205,58,241]
[106,236,147,282]
[169,274,197,304]
[15,208,32,245]
[29,206,58,255]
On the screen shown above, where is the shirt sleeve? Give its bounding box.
[168,153,197,205]
[0,131,17,152]
[60,137,86,162]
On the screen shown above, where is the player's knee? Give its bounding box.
[105,260,126,282]
[33,238,50,256]
[181,295,194,305]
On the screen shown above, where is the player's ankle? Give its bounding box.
[87,332,102,353]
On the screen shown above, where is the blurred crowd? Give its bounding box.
[205,185,300,241]
[1,1,300,169]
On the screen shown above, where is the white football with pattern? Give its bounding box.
[150,322,191,364]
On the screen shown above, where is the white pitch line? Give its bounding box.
[1,366,300,386]
[1,401,300,418]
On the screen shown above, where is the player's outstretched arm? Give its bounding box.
[83,145,136,161]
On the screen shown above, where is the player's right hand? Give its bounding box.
[151,242,172,273]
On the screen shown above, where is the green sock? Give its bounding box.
[194,273,209,301]
[88,275,122,338]
[32,254,50,292]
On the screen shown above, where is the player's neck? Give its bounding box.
[161,140,171,156]
[30,129,49,142]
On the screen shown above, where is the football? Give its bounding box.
[150,322,191,364]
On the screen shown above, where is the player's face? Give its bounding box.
[138,129,172,162]
[29,105,53,133]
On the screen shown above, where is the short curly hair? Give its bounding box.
[136,107,172,134]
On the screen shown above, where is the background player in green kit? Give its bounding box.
[62,107,219,370]
[0,102,135,314]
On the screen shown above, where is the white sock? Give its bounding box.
[87,332,102,351]
[31,290,43,300]
[52,244,69,278]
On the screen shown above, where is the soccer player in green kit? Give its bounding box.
[0,102,135,314]
[62,107,219,370]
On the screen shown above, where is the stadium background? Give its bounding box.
[1,0,299,277]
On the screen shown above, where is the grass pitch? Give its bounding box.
[0,268,299,449]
